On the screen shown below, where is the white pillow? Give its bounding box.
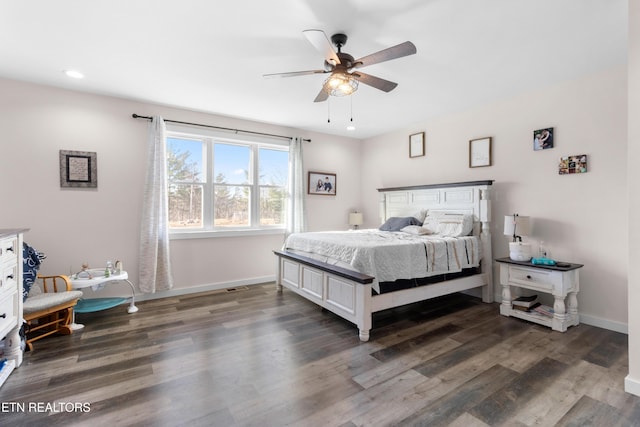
[410,209,427,223]
[422,211,446,234]
[436,214,475,237]
[401,225,432,235]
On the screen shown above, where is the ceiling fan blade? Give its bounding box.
[353,41,417,69]
[353,72,398,92]
[314,88,329,103]
[303,29,341,65]
[263,69,327,78]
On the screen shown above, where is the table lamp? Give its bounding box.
[349,212,364,230]
[504,214,531,261]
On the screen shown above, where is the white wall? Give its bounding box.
[626,0,640,396]
[0,78,361,298]
[0,61,632,339]
[361,66,629,332]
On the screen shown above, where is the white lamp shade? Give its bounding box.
[503,215,530,238]
[349,212,364,226]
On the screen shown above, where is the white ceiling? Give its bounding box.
[0,0,628,139]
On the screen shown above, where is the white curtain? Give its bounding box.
[286,137,306,235]
[138,116,174,293]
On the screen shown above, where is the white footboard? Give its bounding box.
[274,250,492,341]
[275,250,375,341]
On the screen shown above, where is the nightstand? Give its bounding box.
[495,257,583,332]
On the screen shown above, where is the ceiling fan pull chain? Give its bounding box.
[327,97,331,123]
[350,95,354,123]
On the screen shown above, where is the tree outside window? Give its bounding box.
[166,133,288,233]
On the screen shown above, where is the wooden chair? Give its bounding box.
[23,274,84,351]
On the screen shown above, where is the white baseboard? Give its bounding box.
[135,275,276,302]
[625,375,640,397]
[579,313,628,334]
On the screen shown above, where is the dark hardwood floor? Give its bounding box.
[1,283,639,426]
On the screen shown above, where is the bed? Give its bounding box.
[274,180,494,341]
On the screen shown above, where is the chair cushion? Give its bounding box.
[23,291,84,314]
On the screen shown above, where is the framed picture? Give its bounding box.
[409,132,425,158]
[559,154,587,175]
[60,150,97,188]
[308,171,336,195]
[469,137,492,168]
[533,127,554,150]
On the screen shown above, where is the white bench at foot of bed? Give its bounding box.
[274,249,492,342]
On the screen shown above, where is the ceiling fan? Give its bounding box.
[264,29,417,102]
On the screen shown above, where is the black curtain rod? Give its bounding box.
[132,114,311,143]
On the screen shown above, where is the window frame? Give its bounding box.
[166,124,289,239]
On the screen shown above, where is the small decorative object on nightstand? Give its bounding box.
[349,212,363,230]
[496,257,583,332]
[504,214,532,261]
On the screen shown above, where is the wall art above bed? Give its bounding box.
[533,127,554,150]
[409,132,425,158]
[469,137,492,168]
[308,171,336,195]
[559,154,587,175]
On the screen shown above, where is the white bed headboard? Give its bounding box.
[378,180,493,231]
[378,180,494,294]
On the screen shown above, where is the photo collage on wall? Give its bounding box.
[559,155,587,175]
[532,126,588,175]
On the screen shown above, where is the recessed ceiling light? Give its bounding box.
[347,126,356,131]
[64,70,84,79]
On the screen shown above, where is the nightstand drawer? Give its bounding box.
[508,266,555,291]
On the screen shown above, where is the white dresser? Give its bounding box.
[0,229,27,388]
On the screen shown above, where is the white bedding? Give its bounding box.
[284,229,482,293]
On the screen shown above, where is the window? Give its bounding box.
[166,126,289,237]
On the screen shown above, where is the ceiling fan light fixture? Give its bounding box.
[323,71,358,97]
